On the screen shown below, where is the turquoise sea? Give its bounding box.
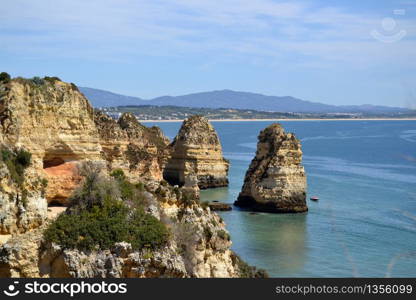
[145,120,416,277]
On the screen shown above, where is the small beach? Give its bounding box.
[140,118,416,123]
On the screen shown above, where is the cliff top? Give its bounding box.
[173,115,220,145]
[258,123,298,143]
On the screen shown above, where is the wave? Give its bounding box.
[400,130,416,143]
[238,142,257,150]
[301,134,386,142]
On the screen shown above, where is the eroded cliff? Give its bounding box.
[94,110,169,182]
[0,77,169,208]
[163,116,229,189]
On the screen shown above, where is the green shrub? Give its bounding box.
[110,169,125,180]
[173,186,181,199]
[135,182,145,191]
[110,168,145,206]
[203,226,213,241]
[1,149,10,161]
[44,198,169,251]
[21,189,28,208]
[70,83,79,91]
[43,76,61,84]
[0,72,11,83]
[31,76,44,85]
[180,194,194,207]
[40,178,48,188]
[231,252,269,278]
[217,229,230,241]
[69,162,114,209]
[15,149,31,168]
[0,148,31,186]
[45,163,169,251]
[40,178,48,197]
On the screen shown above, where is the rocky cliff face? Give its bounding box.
[163,116,229,189]
[234,123,307,213]
[0,77,169,208]
[0,148,47,236]
[0,77,102,206]
[94,111,169,182]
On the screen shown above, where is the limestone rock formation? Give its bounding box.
[0,77,101,206]
[94,110,169,182]
[0,148,47,236]
[164,116,229,189]
[0,77,169,208]
[234,123,307,213]
[0,226,45,277]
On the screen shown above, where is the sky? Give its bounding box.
[1,0,416,107]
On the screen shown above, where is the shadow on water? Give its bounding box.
[200,187,230,203]
[231,212,308,276]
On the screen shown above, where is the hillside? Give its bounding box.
[80,87,146,107]
[80,87,411,114]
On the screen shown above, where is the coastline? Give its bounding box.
[140,118,416,123]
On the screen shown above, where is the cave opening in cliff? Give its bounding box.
[48,198,66,207]
[43,157,65,169]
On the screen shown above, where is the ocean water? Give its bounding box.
[144,120,416,277]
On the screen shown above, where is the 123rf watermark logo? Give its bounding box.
[371,9,407,43]
[4,281,20,297]
[3,281,127,297]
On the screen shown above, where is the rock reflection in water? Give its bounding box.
[236,212,308,276]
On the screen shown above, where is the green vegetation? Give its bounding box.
[110,169,146,206]
[39,178,48,197]
[217,229,230,241]
[0,148,32,208]
[15,149,32,168]
[110,169,125,180]
[70,82,79,91]
[44,199,169,251]
[30,76,45,85]
[43,76,61,84]
[1,148,32,186]
[203,226,213,241]
[231,253,269,278]
[44,164,169,251]
[0,72,11,83]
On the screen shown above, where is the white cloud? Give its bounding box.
[0,0,415,69]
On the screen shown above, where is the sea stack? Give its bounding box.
[234,123,307,213]
[163,115,229,189]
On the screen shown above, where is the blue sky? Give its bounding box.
[1,0,416,107]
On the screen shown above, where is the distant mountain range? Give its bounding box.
[80,87,410,114]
